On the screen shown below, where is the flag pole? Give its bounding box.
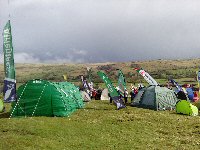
[197,70,200,95]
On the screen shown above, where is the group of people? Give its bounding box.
[109,83,144,104]
[130,86,139,101]
[166,81,199,102]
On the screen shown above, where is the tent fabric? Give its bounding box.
[131,86,179,110]
[81,91,91,102]
[131,88,145,106]
[0,99,4,113]
[100,88,110,100]
[10,79,84,117]
[176,100,198,116]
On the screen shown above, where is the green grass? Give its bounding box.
[0,101,200,150]
[1,59,200,149]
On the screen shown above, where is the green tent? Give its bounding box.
[131,86,179,110]
[10,79,84,117]
[0,99,4,113]
[176,100,199,116]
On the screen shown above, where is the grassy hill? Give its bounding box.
[0,58,200,89]
[0,101,200,150]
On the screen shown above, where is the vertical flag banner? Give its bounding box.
[169,79,183,92]
[3,20,16,102]
[86,67,93,89]
[197,71,200,93]
[97,71,126,109]
[81,75,90,90]
[63,74,67,81]
[80,75,91,97]
[86,67,92,83]
[117,69,126,95]
[197,71,200,83]
[134,68,158,86]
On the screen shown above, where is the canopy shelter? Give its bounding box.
[131,86,179,110]
[10,79,84,117]
[100,88,110,100]
[176,100,198,116]
[0,99,4,113]
[81,91,91,102]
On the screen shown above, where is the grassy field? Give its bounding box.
[0,59,200,149]
[0,100,200,150]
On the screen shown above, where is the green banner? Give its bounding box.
[3,20,16,102]
[97,71,119,97]
[3,20,15,79]
[97,71,126,109]
[118,69,126,95]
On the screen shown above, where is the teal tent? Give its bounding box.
[176,100,199,116]
[10,79,84,117]
[131,86,179,110]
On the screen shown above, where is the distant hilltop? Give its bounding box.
[0,58,200,84]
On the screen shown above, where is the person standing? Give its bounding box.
[124,89,128,103]
[108,93,112,103]
[130,89,135,101]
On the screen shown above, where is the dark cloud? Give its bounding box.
[0,0,200,63]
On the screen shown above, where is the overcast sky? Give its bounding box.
[0,0,200,63]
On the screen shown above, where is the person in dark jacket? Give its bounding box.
[130,90,135,101]
[124,89,128,103]
[108,93,112,103]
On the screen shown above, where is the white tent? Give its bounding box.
[100,88,110,100]
[81,91,91,102]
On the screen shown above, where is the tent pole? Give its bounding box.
[50,86,53,116]
[9,83,28,119]
[31,84,47,117]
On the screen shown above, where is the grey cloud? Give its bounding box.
[0,0,200,63]
[0,52,39,63]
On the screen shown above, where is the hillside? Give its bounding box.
[0,58,200,88]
